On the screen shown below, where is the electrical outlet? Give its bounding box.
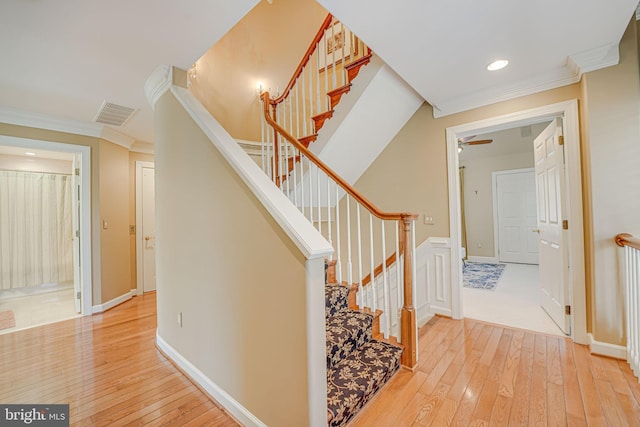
[423,214,434,225]
[129,225,136,234]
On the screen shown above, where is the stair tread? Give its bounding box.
[326,310,373,370]
[327,340,402,427]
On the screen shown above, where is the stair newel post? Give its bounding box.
[400,217,417,370]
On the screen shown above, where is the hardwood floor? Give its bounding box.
[0,293,238,426]
[3,293,639,426]
[350,316,640,427]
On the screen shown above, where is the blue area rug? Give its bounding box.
[463,262,506,290]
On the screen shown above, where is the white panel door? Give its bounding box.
[142,166,156,292]
[534,118,570,334]
[496,170,538,264]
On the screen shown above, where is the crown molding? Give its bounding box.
[0,105,103,138]
[432,42,620,118]
[144,64,173,109]
[0,105,152,152]
[568,42,620,74]
[130,141,154,154]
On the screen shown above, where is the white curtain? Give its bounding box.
[0,171,74,290]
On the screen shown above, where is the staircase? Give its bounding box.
[258,13,419,425]
[324,283,402,426]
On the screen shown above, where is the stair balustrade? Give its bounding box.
[615,233,640,382]
[261,91,418,369]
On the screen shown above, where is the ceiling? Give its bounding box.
[0,0,259,146]
[0,0,637,148]
[0,145,73,161]
[458,122,550,162]
[317,0,639,117]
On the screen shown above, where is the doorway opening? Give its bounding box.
[446,100,587,344]
[0,136,92,334]
[458,124,564,336]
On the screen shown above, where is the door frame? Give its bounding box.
[446,99,587,344]
[492,167,536,264]
[0,135,93,315]
[135,161,155,296]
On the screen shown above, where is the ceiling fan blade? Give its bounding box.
[465,139,493,145]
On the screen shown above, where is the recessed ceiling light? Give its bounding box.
[25,152,36,156]
[487,59,509,71]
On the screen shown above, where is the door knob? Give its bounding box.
[532,229,541,234]
[145,236,155,241]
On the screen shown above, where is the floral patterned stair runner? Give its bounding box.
[324,285,402,426]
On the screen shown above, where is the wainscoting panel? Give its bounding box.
[416,237,452,320]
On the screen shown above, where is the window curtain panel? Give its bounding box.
[0,171,74,290]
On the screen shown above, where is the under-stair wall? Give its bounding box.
[149,67,332,427]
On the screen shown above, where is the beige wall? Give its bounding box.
[461,152,534,258]
[154,90,315,426]
[0,154,72,174]
[128,152,154,291]
[189,0,327,141]
[352,84,581,246]
[98,140,131,303]
[580,18,640,345]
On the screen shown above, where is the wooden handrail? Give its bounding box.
[261,92,418,222]
[269,14,334,106]
[615,233,640,251]
[362,253,397,287]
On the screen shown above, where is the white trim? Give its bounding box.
[156,333,267,427]
[136,161,155,296]
[92,290,134,314]
[144,65,173,109]
[446,100,587,344]
[0,135,93,316]
[588,333,627,360]
[467,256,499,264]
[569,43,620,74]
[236,139,263,156]
[0,106,102,138]
[100,126,135,150]
[169,86,333,260]
[491,168,535,264]
[0,105,150,150]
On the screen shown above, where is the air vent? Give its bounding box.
[94,101,137,126]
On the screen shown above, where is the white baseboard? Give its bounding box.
[92,290,134,313]
[467,256,499,264]
[156,332,266,427]
[588,333,627,360]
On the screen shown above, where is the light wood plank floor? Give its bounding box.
[350,315,640,426]
[0,293,239,426]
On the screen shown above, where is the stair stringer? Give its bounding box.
[309,55,424,186]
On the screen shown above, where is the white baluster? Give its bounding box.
[308,62,314,133]
[300,153,305,217]
[357,204,363,309]
[335,182,342,283]
[261,104,265,174]
[316,43,321,116]
[331,22,337,90]
[324,35,329,111]
[295,82,300,138]
[412,220,418,361]
[309,159,314,225]
[292,146,298,207]
[301,66,307,137]
[369,213,376,313]
[316,165,322,234]
[382,221,390,339]
[346,195,353,290]
[327,178,332,261]
[395,220,401,337]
